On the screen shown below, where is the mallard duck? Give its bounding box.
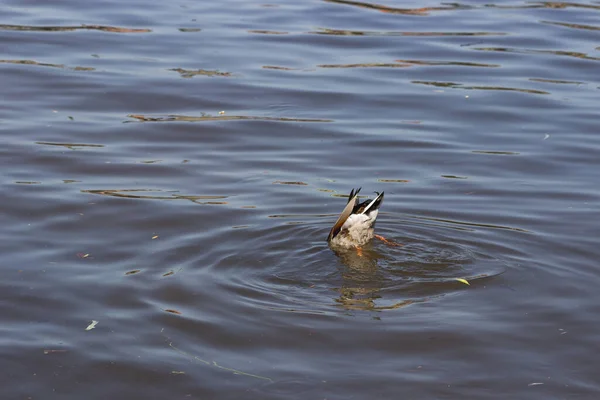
[327,188,385,248]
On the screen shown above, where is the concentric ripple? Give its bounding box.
[210,214,507,314]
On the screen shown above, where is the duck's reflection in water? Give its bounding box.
[332,246,416,311]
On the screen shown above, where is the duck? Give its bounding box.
[327,188,386,248]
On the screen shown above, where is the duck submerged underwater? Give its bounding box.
[328,188,396,249]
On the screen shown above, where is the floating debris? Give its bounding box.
[455,278,470,286]
[85,320,99,331]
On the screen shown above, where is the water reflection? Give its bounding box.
[412,80,550,95]
[318,63,409,69]
[323,0,472,15]
[485,2,600,11]
[541,20,600,31]
[474,47,600,61]
[126,114,332,123]
[333,247,385,310]
[0,24,151,33]
[248,30,288,35]
[262,65,300,70]
[330,244,462,311]
[326,218,510,311]
[4,0,599,397]
[82,189,229,204]
[169,68,232,78]
[395,59,500,68]
[0,59,94,71]
[36,142,104,150]
[529,78,585,85]
[311,28,506,36]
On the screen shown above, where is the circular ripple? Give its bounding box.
[212,215,507,313]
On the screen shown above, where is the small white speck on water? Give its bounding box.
[85,320,99,331]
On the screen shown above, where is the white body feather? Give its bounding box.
[330,210,379,248]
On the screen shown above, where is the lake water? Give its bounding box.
[2,0,599,398]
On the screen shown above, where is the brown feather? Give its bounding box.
[327,189,360,241]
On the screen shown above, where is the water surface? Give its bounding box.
[2,0,600,398]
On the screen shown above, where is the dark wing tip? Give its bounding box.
[347,187,362,203]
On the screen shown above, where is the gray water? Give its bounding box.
[2,1,600,399]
